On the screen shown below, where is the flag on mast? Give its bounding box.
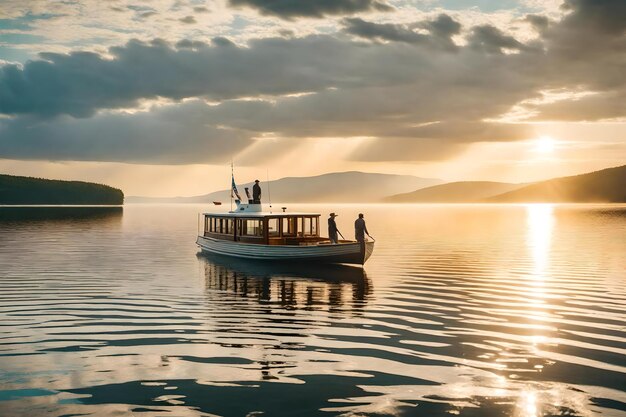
[231,174,242,201]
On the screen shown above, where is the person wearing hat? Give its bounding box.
[252,179,262,204]
[328,213,342,244]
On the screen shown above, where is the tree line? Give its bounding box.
[0,174,123,205]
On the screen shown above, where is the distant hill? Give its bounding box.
[487,165,626,203]
[0,175,124,205]
[384,181,526,203]
[128,171,442,203]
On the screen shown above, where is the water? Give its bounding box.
[0,204,625,417]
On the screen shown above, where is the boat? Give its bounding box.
[196,200,374,265]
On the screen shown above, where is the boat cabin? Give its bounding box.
[201,211,325,245]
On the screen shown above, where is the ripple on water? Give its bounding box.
[0,204,625,416]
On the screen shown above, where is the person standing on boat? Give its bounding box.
[252,179,262,204]
[355,213,371,261]
[328,213,341,244]
[354,213,371,243]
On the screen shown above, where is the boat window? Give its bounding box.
[303,217,312,236]
[243,219,264,237]
[297,217,303,237]
[282,217,296,236]
[268,218,280,237]
[311,217,318,236]
[205,216,234,235]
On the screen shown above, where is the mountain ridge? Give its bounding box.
[384,181,527,203]
[487,164,626,203]
[127,171,443,203]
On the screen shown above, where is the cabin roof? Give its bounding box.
[202,211,321,218]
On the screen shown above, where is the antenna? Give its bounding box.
[230,161,233,212]
[267,168,272,212]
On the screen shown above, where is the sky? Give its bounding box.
[0,0,624,197]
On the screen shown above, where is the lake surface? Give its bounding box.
[1,204,625,417]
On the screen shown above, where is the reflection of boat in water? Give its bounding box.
[196,198,374,265]
[198,252,372,308]
[200,252,368,282]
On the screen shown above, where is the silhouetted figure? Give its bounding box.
[328,213,341,244]
[354,213,370,242]
[355,213,371,261]
[252,179,261,204]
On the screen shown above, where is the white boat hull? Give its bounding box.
[197,236,374,265]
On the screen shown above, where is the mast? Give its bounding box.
[267,168,272,212]
[230,161,234,212]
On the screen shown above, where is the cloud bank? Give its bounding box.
[0,0,624,165]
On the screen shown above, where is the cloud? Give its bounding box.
[560,0,626,35]
[343,18,429,44]
[517,0,626,118]
[342,14,461,50]
[0,37,345,118]
[0,0,624,165]
[529,89,626,121]
[179,15,197,24]
[0,102,251,164]
[228,0,393,19]
[467,24,529,53]
[525,14,551,32]
[0,32,477,119]
[422,14,462,38]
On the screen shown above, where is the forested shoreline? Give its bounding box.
[0,175,123,205]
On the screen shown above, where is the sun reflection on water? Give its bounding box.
[526,204,555,282]
[520,390,538,417]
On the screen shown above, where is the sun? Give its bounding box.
[534,135,556,153]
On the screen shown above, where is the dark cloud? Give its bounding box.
[139,11,158,19]
[525,14,550,32]
[193,6,209,13]
[342,14,461,50]
[422,14,462,38]
[533,0,625,93]
[228,0,392,19]
[342,18,429,44]
[468,25,528,53]
[175,39,208,49]
[560,0,626,35]
[179,15,196,24]
[211,37,236,47]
